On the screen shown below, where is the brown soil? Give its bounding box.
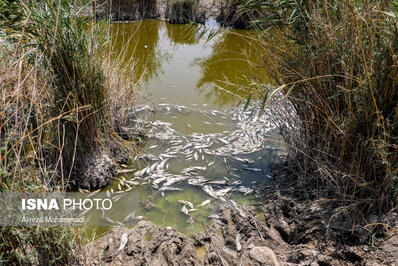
[89,161,398,265]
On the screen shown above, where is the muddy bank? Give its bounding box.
[95,0,255,28]
[90,162,398,265]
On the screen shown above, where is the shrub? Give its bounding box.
[167,0,196,24]
[246,0,398,221]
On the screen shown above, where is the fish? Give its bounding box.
[230,200,246,218]
[158,187,183,192]
[219,196,227,202]
[153,176,168,184]
[198,199,211,207]
[86,189,101,198]
[150,163,158,173]
[117,169,135,174]
[206,180,228,186]
[79,188,90,193]
[178,200,194,209]
[214,187,233,197]
[164,176,189,187]
[236,233,242,252]
[181,205,189,216]
[244,189,254,196]
[123,211,136,222]
[158,158,170,169]
[202,185,217,198]
[105,217,115,224]
[241,166,262,172]
[126,180,140,186]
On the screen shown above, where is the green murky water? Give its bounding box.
[90,20,282,238]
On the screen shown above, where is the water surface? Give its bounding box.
[91,20,282,237]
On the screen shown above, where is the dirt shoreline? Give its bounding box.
[89,160,398,265]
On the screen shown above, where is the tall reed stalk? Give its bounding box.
[244,0,398,222]
[0,0,136,263]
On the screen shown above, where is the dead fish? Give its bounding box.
[244,189,255,196]
[178,200,194,209]
[164,176,189,187]
[236,233,242,252]
[241,166,262,172]
[153,176,168,184]
[150,163,158,173]
[215,187,233,197]
[112,194,124,202]
[126,180,140,186]
[159,187,183,192]
[158,158,170,169]
[99,208,106,220]
[117,169,135,174]
[116,221,125,227]
[79,188,90,193]
[219,196,227,202]
[218,138,229,145]
[202,185,217,198]
[230,200,246,218]
[209,214,221,220]
[181,205,189,216]
[118,183,122,191]
[206,180,228,186]
[198,199,211,207]
[123,211,136,222]
[86,189,101,198]
[182,143,193,150]
[106,190,111,198]
[105,217,115,224]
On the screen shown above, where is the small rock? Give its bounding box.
[249,246,280,266]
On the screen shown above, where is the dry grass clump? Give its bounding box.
[246,0,398,222]
[0,0,137,263]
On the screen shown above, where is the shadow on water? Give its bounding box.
[108,20,270,109]
[109,20,163,82]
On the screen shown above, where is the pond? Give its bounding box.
[89,20,284,237]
